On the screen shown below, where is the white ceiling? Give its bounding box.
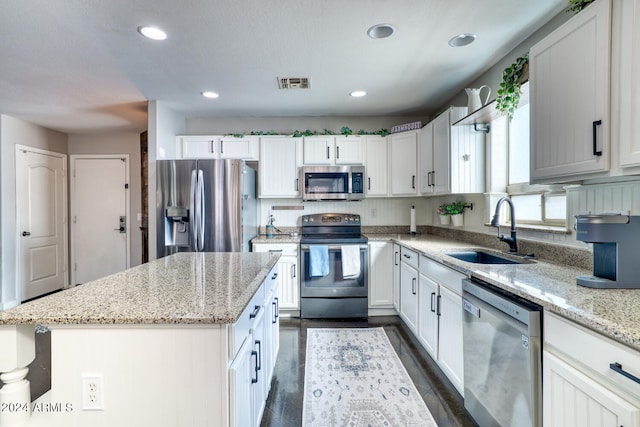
[0,0,566,134]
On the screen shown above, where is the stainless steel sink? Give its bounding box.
[445,250,525,264]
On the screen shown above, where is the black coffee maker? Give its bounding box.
[575,214,640,288]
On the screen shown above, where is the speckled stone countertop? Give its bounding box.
[368,233,640,353]
[0,252,280,325]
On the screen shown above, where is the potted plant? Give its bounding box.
[437,205,450,225]
[495,53,529,121]
[442,201,468,226]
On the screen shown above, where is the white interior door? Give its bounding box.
[16,146,68,301]
[71,156,129,285]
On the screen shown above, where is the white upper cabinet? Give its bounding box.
[389,131,419,196]
[419,122,434,195]
[431,110,452,195]
[177,135,259,160]
[529,0,611,183]
[617,0,640,169]
[302,135,363,165]
[258,137,303,198]
[421,106,479,195]
[364,135,388,196]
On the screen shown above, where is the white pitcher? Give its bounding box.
[465,85,491,113]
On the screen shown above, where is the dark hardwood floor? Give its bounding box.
[261,316,476,427]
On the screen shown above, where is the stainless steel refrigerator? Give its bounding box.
[156,158,257,257]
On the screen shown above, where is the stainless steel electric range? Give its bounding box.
[299,213,368,318]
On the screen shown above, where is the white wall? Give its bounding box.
[260,197,429,230]
[68,133,143,267]
[0,115,68,309]
[147,101,185,260]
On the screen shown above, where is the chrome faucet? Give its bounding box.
[491,197,518,253]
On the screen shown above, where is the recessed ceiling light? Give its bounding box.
[448,33,476,47]
[137,26,168,41]
[350,91,367,97]
[202,91,219,99]
[367,24,395,39]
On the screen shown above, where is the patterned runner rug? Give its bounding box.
[303,327,437,426]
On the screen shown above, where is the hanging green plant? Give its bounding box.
[495,53,529,121]
[566,0,594,13]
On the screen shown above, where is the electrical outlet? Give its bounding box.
[82,375,104,410]
[371,208,378,219]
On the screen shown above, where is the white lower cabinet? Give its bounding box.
[396,245,465,395]
[416,255,465,395]
[399,261,419,333]
[368,241,394,308]
[228,265,279,427]
[417,273,438,357]
[252,243,299,311]
[543,311,640,427]
[392,244,401,311]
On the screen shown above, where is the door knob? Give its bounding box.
[22,231,31,236]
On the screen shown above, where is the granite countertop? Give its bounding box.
[367,233,640,352]
[252,234,300,244]
[0,252,280,325]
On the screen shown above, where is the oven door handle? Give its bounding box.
[300,244,368,250]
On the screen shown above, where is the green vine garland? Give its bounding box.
[233,127,390,138]
[566,0,594,13]
[495,53,528,121]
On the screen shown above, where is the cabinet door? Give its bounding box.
[368,241,394,307]
[179,136,218,158]
[399,261,419,333]
[450,123,484,194]
[302,136,332,165]
[419,122,434,195]
[529,0,610,182]
[364,136,388,196]
[543,351,640,427]
[251,308,267,427]
[417,274,438,358]
[438,285,464,395]
[619,0,640,167]
[389,131,418,196]
[432,112,451,195]
[335,136,363,164]
[259,137,302,198]
[219,136,259,160]
[229,336,254,427]
[277,255,300,310]
[392,244,400,311]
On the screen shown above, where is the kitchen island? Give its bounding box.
[0,252,280,427]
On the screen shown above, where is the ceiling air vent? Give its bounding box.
[277,77,311,89]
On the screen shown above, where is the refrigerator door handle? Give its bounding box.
[190,169,198,251]
[197,169,205,251]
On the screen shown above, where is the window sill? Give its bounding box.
[484,223,571,235]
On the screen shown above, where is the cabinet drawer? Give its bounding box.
[400,246,419,269]
[253,243,298,257]
[419,255,465,295]
[262,265,279,297]
[229,284,266,360]
[545,311,640,400]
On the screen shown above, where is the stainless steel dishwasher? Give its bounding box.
[462,278,542,427]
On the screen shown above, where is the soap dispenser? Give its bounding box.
[266,214,275,238]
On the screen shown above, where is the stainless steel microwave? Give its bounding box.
[301,165,365,201]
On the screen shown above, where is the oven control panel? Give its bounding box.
[301,213,361,224]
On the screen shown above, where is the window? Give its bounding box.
[504,83,566,227]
